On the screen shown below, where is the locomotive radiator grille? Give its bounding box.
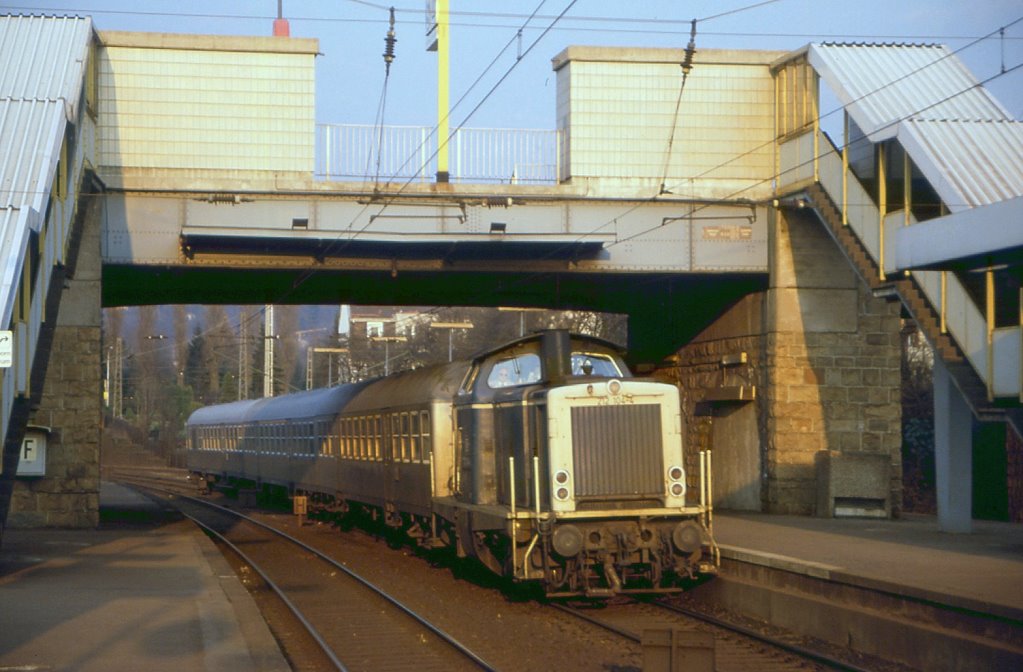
[570,404,664,498]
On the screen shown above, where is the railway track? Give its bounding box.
[551,594,908,672]
[110,468,906,671]
[118,474,495,672]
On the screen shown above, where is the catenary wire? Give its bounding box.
[15,6,1023,377]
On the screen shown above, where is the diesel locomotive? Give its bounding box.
[186,330,717,597]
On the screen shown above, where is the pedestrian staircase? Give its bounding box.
[774,43,1023,426]
[0,15,97,530]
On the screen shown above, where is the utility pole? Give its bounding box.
[263,305,275,397]
[429,321,474,361]
[238,312,249,400]
[306,347,349,389]
[115,337,123,418]
[370,336,406,376]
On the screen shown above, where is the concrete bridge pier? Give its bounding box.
[2,194,102,529]
[933,358,974,533]
[667,205,903,516]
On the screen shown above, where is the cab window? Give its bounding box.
[570,352,623,377]
[487,353,541,388]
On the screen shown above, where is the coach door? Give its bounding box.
[383,413,401,516]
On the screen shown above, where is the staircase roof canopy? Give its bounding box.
[808,42,1023,213]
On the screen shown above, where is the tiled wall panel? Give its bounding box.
[98,39,315,174]
[557,51,778,197]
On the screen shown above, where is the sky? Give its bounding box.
[10,0,1023,132]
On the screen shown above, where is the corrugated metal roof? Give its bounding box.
[0,15,93,215]
[0,205,31,327]
[0,15,93,330]
[0,99,64,212]
[808,43,1012,142]
[899,118,1023,211]
[0,14,93,121]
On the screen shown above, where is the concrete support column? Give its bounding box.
[763,207,902,515]
[8,195,102,528]
[933,356,973,533]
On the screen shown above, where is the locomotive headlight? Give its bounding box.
[552,524,584,557]
[553,470,572,501]
[607,379,622,396]
[667,465,685,498]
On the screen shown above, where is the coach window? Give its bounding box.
[409,412,421,461]
[373,416,382,460]
[400,412,411,461]
[388,415,398,461]
[420,411,431,459]
[357,417,366,460]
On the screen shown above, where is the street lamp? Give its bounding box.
[498,307,546,337]
[429,321,474,362]
[306,346,350,389]
[370,336,407,376]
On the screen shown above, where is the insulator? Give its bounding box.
[681,18,697,75]
[383,7,397,74]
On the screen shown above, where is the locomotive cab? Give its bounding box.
[450,330,716,597]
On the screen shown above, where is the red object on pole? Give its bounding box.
[272,18,290,37]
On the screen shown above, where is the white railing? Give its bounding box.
[780,128,1021,400]
[316,123,560,185]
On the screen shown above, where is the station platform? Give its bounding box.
[2,486,1021,670]
[0,482,289,672]
[712,511,1023,621]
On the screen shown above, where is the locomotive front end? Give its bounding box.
[537,377,716,597]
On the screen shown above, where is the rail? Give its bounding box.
[778,128,1022,400]
[316,123,560,185]
[120,476,499,671]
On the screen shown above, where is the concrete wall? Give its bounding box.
[97,31,318,190]
[763,208,902,515]
[662,208,903,515]
[553,46,783,200]
[8,193,102,528]
[662,294,763,510]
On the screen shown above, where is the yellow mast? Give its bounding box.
[436,0,450,182]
